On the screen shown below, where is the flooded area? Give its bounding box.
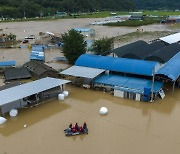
[0,85,180,154]
[0,18,168,40]
[0,18,180,154]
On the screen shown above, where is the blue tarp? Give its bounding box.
[75,54,160,76]
[94,74,163,94]
[156,52,180,81]
[0,61,16,67]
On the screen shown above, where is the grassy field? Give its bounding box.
[113,31,175,46]
[1,10,180,23]
[105,19,161,27]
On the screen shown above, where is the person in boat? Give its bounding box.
[75,123,80,131]
[69,123,72,129]
[79,126,83,133]
[83,122,87,130]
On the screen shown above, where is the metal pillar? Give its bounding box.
[150,69,155,102]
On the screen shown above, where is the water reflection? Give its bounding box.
[67,84,178,116]
[0,100,70,136]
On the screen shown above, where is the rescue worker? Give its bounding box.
[75,123,79,131]
[83,122,87,129]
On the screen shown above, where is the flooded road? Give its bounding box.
[0,85,180,154]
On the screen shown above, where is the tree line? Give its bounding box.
[0,0,134,19]
[134,0,180,10]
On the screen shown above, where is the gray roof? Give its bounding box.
[145,43,180,63]
[104,40,165,60]
[159,32,180,44]
[0,77,70,106]
[60,66,105,79]
[23,61,57,76]
[4,67,32,81]
[0,81,21,91]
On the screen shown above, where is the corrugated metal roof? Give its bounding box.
[75,54,160,76]
[0,77,70,106]
[30,51,45,61]
[23,61,57,77]
[94,74,163,93]
[60,66,105,79]
[103,40,165,59]
[4,67,32,81]
[0,61,16,67]
[156,52,180,81]
[145,43,180,63]
[159,32,180,44]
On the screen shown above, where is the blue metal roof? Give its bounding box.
[30,52,44,61]
[0,61,16,67]
[156,52,180,81]
[32,47,44,52]
[30,45,45,61]
[75,54,160,76]
[73,28,93,32]
[94,74,163,94]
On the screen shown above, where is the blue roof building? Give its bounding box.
[75,54,161,76]
[156,52,180,81]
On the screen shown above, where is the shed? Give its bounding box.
[0,77,70,115]
[23,61,58,79]
[4,67,31,81]
[75,54,161,76]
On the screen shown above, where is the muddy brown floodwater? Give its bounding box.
[0,18,180,154]
[0,85,180,154]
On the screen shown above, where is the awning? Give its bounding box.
[60,66,105,79]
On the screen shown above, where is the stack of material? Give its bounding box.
[30,45,45,61]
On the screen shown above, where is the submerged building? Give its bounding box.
[61,54,164,102]
[0,77,70,115]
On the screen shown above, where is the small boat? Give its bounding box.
[64,127,88,136]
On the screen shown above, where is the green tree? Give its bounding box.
[93,37,114,55]
[62,29,86,64]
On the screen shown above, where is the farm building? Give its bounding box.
[103,40,166,59]
[4,67,31,82]
[61,54,164,102]
[104,40,180,64]
[156,52,180,90]
[23,61,58,79]
[0,77,70,115]
[145,43,180,63]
